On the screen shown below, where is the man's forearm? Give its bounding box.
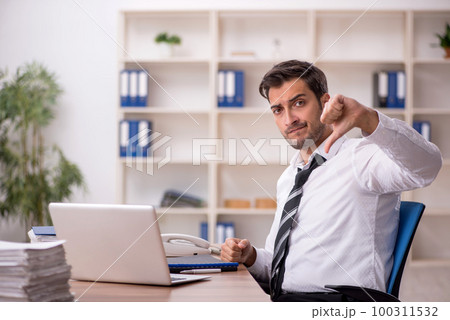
[358,106,379,135]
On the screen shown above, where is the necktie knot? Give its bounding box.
[294,154,326,186]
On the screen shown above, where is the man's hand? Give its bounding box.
[221,238,257,267]
[320,94,379,153]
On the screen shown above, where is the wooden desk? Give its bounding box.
[71,265,270,302]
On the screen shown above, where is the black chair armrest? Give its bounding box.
[325,285,400,302]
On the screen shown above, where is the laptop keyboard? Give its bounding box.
[171,276,187,282]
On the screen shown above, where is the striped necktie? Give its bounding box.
[270,154,326,300]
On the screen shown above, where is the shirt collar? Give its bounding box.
[290,134,347,170]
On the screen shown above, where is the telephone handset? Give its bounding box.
[161,233,212,257]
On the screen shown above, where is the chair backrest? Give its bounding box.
[387,201,425,297]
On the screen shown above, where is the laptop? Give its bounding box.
[49,202,210,286]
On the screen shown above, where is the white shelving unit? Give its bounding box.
[117,9,450,300]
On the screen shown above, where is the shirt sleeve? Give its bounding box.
[246,247,272,283]
[355,111,442,194]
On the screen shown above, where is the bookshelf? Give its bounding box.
[117,9,450,300]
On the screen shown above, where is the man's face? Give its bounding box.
[268,78,330,150]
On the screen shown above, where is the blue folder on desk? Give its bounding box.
[32,226,56,235]
[167,255,238,273]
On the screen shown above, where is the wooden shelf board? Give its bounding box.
[315,59,405,65]
[375,108,406,116]
[412,108,450,115]
[217,161,289,166]
[118,158,201,165]
[218,58,282,65]
[121,57,210,64]
[156,207,208,215]
[413,58,450,65]
[217,208,276,215]
[217,107,270,115]
[119,107,209,114]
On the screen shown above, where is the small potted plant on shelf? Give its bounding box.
[154,32,182,58]
[435,23,450,58]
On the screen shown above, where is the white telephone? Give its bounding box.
[161,233,216,257]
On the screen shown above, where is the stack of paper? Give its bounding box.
[0,240,73,302]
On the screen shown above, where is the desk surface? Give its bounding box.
[71,265,270,302]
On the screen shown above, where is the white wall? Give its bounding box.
[1,0,449,241]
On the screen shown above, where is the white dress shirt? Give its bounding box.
[247,111,442,293]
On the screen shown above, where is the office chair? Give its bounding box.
[325,201,425,302]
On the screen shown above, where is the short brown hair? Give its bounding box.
[259,60,328,104]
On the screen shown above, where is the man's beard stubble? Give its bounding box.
[283,121,327,151]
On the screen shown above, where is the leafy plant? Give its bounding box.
[154,32,182,45]
[0,62,85,228]
[435,23,450,48]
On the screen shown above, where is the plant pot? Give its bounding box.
[158,43,173,58]
[445,47,450,59]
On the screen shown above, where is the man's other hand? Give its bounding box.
[221,238,257,267]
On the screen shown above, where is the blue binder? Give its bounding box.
[120,70,130,107]
[218,70,244,107]
[129,70,139,106]
[233,71,244,107]
[137,120,151,157]
[137,70,148,107]
[200,222,208,241]
[373,71,388,108]
[128,120,140,157]
[413,121,431,141]
[396,71,406,109]
[387,71,398,108]
[119,120,152,157]
[217,70,226,107]
[215,222,235,244]
[119,120,129,157]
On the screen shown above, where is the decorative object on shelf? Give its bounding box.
[0,62,85,228]
[272,38,283,60]
[160,190,205,208]
[217,70,244,107]
[120,69,148,107]
[255,198,277,209]
[435,23,450,58]
[224,199,251,209]
[154,32,182,58]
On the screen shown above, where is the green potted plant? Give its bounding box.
[154,32,182,58]
[0,62,85,230]
[435,23,450,58]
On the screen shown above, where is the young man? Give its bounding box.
[220,60,442,302]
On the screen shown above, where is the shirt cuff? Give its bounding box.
[246,247,270,277]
